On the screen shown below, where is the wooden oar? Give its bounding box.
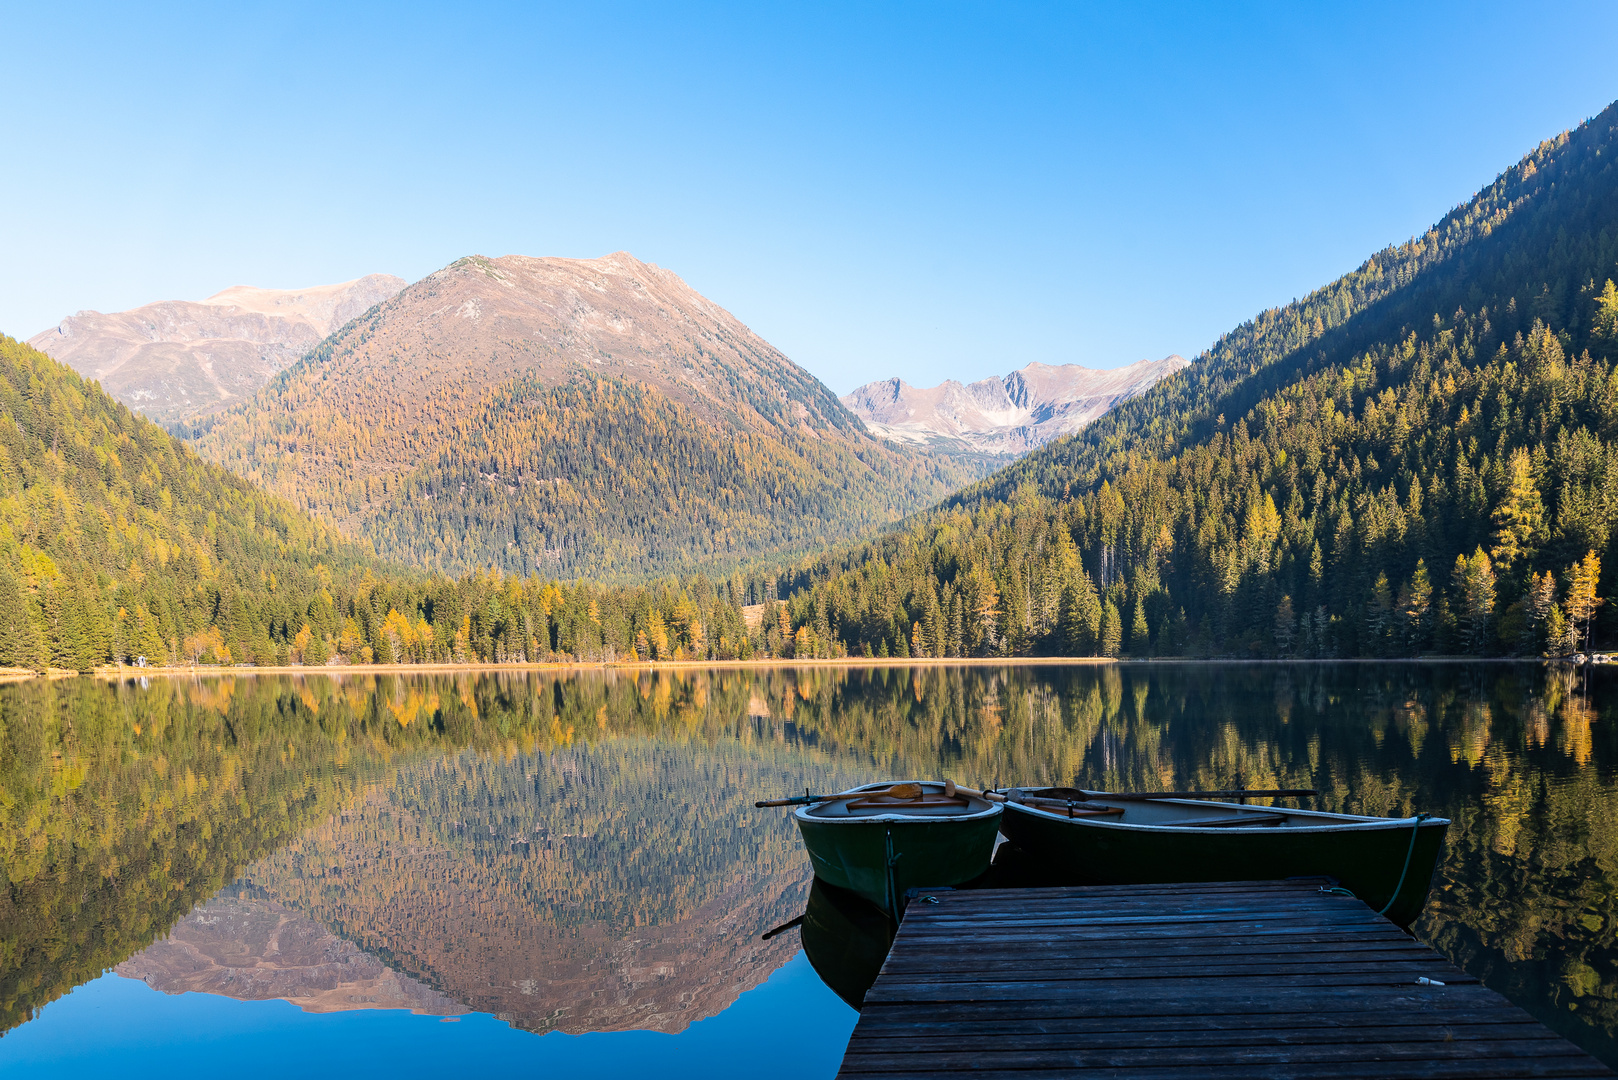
[755,782,925,808]
[1076,788,1317,801]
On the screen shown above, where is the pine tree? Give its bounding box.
[1594,279,1618,341]
[1100,600,1122,658]
[1565,550,1604,653]
[1527,570,1559,654]
[1490,447,1544,573]
[1452,549,1497,654]
[948,592,964,656]
[0,568,43,670]
[1274,595,1297,656]
[1367,573,1393,653]
[304,626,330,665]
[925,590,945,658]
[1058,573,1101,655]
[1128,599,1150,656]
[1545,605,1572,656]
[647,609,671,659]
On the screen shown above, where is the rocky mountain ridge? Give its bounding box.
[26,274,405,423]
[843,356,1189,455]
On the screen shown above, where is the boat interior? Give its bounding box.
[802,782,1000,819]
[1008,787,1371,829]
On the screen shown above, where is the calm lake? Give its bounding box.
[1,663,1614,1074]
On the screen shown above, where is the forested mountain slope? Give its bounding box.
[0,334,379,669]
[0,332,778,669]
[769,100,1618,660]
[185,252,987,579]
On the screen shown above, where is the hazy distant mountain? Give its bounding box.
[27,274,405,423]
[843,356,1190,455]
[186,252,989,579]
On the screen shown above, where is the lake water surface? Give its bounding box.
[1,663,1613,1073]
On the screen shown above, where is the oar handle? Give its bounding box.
[950,783,1006,802]
[754,792,868,808]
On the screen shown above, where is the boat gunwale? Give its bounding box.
[1003,794,1449,834]
[795,780,1003,826]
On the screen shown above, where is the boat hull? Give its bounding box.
[999,803,1447,929]
[794,785,1001,916]
[800,879,895,1009]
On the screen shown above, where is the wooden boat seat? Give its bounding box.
[846,795,970,810]
[1022,804,1125,818]
[1167,811,1288,828]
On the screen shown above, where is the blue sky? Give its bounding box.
[2,1,1615,394]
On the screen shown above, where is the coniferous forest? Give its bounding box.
[774,103,1618,661]
[6,103,1618,669]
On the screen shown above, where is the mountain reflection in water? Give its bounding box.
[0,664,1614,1070]
[116,892,469,1017]
[240,743,815,1034]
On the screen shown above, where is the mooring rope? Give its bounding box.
[1377,812,1432,918]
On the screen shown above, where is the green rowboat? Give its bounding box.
[997,788,1448,929]
[793,780,1002,917]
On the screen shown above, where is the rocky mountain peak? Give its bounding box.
[843,355,1190,456]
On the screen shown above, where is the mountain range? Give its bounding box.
[26,275,404,424]
[180,252,990,579]
[6,101,1618,667]
[18,254,1186,586]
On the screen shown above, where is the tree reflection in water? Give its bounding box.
[0,664,1612,1063]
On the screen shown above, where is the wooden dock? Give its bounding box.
[836,880,1613,1078]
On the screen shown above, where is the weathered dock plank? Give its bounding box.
[835,881,1613,1078]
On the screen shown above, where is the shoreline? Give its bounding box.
[0,655,1572,683]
